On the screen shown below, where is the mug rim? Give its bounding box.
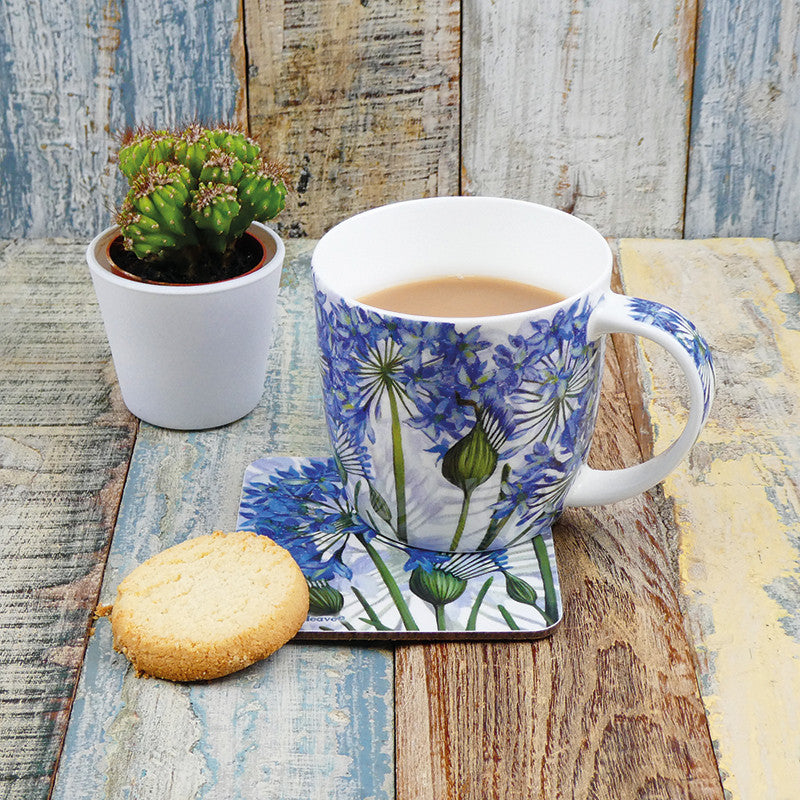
[312,196,613,324]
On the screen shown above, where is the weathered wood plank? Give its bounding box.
[685,1,800,238]
[395,334,724,799]
[619,238,800,800]
[461,0,697,237]
[609,241,656,458]
[0,241,137,800]
[51,240,395,800]
[245,0,460,238]
[0,0,246,238]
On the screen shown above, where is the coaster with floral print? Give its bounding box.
[237,456,562,640]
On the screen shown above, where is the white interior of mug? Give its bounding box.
[312,197,613,313]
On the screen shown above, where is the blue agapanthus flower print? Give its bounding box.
[239,458,376,582]
[316,285,602,551]
[626,297,715,418]
[237,457,563,635]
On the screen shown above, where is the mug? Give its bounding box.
[312,197,714,552]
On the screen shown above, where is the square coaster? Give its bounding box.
[237,457,563,641]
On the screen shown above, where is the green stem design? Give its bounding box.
[435,605,446,631]
[532,533,559,625]
[387,386,408,542]
[356,533,419,631]
[505,521,538,549]
[320,621,357,632]
[477,465,513,550]
[466,577,494,631]
[478,511,512,551]
[449,488,474,551]
[498,605,520,630]
[351,586,391,631]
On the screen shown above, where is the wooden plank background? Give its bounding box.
[620,238,800,800]
[1,0,799,239]
[0,241,138,799]
[685,1,800,238]
[0,0,245,239]
[461,0,697,237]
[1,1,800,798]
[245,0,460,239]
[49,242,396,800]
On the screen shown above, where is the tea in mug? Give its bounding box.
[358,275,565,317]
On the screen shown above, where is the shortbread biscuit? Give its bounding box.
[110,531,309,681]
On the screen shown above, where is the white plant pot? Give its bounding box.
[87,222,285,430]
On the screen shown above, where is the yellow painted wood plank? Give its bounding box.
[619,238,800,800]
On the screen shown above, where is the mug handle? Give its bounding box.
[564,293,715,507]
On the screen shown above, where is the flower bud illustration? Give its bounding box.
[504,572,538,606]
[308,580,344,616]
[441,414,498,495]
[409,566,467,630]
[369,483,392,524]
[443,396,509,550]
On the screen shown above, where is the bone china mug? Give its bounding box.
[312,197,714,553]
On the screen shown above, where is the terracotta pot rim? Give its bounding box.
[87,222,284,296]
[105,230,272,287]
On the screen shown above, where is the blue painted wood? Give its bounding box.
[0,0,244,239]
[55,626,394,799]
[0,240,138,800]
[3,0,800,240]
[50,240,395,799]
[685,0,800,238]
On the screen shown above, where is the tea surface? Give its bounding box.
[358,275,565,317]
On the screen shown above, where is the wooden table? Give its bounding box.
[1,237,798,800]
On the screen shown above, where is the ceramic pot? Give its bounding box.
[86,221,285,430]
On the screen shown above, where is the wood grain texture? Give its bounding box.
[395,336,724,800]
[685,1,800,239]
[51,240,395,800]
[619,238,800,800]
[0,0,246,238]
[3,1,800,240]
[609,241,656,459]
[0,240,137,800]
[777,240,800,286]
[245,0,460,238]
[3,0,800,242]
[461,0,697,238]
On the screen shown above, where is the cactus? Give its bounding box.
[113,123,288,283]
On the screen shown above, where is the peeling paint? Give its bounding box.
[0,0,245,237]
[776,291,800,330]
[686,0,800,238]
